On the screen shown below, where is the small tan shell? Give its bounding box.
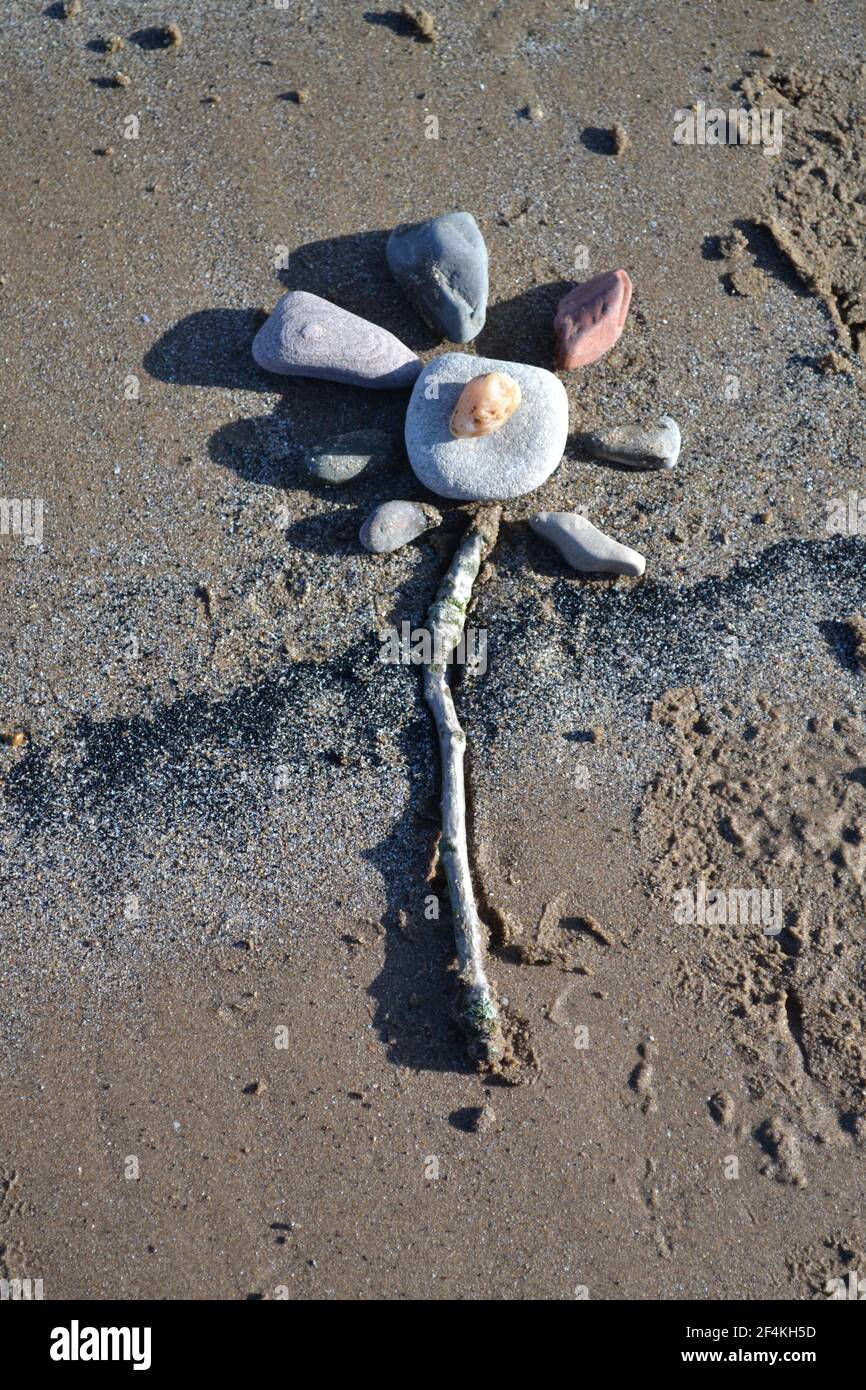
[449,371,521,438]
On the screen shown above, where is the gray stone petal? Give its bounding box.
[359,500,442,554]
[386,212,488,343]
[405,353,567,501]
[252,291,421,389]
[304,429,400,485]
[529,511,645,577]
[583,414,681,470]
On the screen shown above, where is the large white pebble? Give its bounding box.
[529,511,645,577]
[405,353,567,500]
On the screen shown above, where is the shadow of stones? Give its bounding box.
[275,229,440,355]
[363,653,476,1077]
[449,1105,486,1132]
[580,126,618,156]
[280,509,369,558]
[128,26,177,49]
[477,279,572,368]
[277,504,472,600]
[206,410,299,490]
[362,9,432,41]
[818,618,863,674]
[206,385,416,491]
[207,394,468,502]
[143,307,272,391]
[277,493,468,561]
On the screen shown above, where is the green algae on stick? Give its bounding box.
[422,504,504,1068]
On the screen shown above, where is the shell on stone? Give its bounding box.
[449,372,522,438]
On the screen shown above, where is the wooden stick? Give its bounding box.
[422,505,504,1067]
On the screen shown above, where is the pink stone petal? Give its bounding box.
[554,269,633,369]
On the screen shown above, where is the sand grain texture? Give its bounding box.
[1,0,865,1300]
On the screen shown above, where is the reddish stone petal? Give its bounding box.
[554,269,633,369]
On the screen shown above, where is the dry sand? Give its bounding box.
[1,0,865,1299]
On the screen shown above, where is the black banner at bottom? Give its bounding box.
[1,1296,860,1374]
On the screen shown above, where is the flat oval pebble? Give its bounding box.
[529,511,645,577]
[449,372,521,438]
[406,353,567,501]
[359,500,442,554]
[386,212,488,344]
[554,269,633,369]
[583,414,681,470]
[304,429,400,484]
[252,290,421,389]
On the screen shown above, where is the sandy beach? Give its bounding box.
[1,0,865,1301]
